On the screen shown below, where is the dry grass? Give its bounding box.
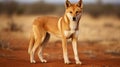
[0,40,10,49]
[0,14,120,44]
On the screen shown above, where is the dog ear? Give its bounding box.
[77,0,83,8]
[65,0,72,8]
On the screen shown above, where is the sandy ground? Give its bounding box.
[0,32,120,67]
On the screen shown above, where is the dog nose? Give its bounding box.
[73,17,76,21]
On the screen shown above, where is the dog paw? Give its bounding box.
[41,59,47,63]
[76,61,82,64]
[30,60,36,64]
[65,60,71,64]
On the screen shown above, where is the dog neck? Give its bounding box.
[58,14,79,38]
[63,15,79,31]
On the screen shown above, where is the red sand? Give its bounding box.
[0,36,120,67]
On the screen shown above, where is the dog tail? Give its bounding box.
[28,34,35,54]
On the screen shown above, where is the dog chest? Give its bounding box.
[64,30,79,38]
[70,21,77,30]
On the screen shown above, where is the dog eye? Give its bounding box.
[70,11,72,13]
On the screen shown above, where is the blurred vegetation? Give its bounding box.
[0,39,10,50]
[0,1,120,17]
[0,1,64,15]
[0,1,24,16]
[4,20,23,32]
[84,4,120,17]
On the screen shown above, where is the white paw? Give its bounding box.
[30,60,36,64]
[65,60,71,64]
[76,61,82,64]
[41,59,47,63]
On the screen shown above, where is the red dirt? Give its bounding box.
[0,33,120,67]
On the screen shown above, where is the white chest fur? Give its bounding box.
[58,17,79,38]
[70,21,77,30]
[64,21,78,38]
[64,30,79,38]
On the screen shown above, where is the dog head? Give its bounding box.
[65,0,83,22]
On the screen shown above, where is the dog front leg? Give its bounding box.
[62,37,70,64]
[72,36,82,64]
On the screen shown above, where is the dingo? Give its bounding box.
[28,0,83,64]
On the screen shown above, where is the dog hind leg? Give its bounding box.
[28,34,35,54]
[38,33,50,63]
[30,26,46,63]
